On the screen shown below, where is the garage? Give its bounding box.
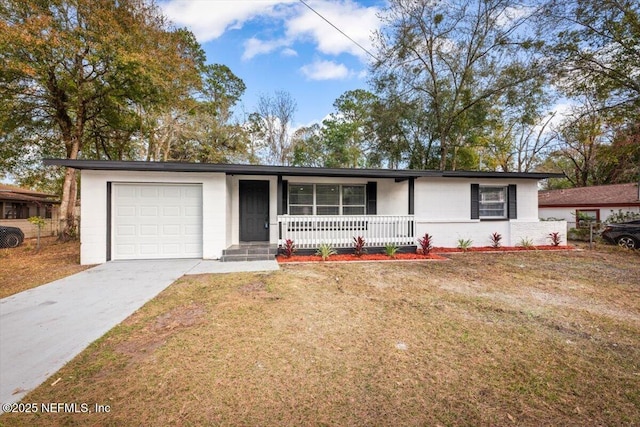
[111,183,203,260]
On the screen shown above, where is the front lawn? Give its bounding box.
[0,237,89,298]
[2,248,639,425]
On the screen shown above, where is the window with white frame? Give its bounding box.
[289,184,313,215]
[289,184,366,215]
[479,186,507,218]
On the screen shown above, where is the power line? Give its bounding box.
[298,0,379,62]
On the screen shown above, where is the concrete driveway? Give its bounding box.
[0,259,202,406]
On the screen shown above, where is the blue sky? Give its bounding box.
[160,0,387,127]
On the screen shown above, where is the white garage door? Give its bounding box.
[112,183,203,260]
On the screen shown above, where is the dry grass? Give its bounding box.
[1,248,640,426]
[0,237,90,298]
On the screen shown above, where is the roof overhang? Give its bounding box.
[539,202,640,208]
[43,159,565,180]
[0,192,59,203]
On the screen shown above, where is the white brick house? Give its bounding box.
[44,159,566,264]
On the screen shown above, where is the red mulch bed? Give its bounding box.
[277,253,448,263]
[277,245,575,263]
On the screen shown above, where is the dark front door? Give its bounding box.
[239,180,270,241]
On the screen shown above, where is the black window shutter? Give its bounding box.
[408,178,415,215]
[470,184,480,219]
[508,184,517,219]
[280,179,288,215]
[366,181,377,215]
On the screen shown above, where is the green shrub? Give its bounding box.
[606,209,640,224]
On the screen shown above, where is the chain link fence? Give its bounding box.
[0,227,24,248]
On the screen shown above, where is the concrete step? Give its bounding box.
[221,244,279,262]
[220,253,276,262]
[223,248,279,256]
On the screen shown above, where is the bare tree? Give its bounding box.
[484,112,556,172]
[548,98,608,187]
[373,0,550,170]
[253,91,297,165]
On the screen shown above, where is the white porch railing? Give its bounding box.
[278,215,415,249]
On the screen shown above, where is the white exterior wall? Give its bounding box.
[511,220,567,246]
[414,178,565,247]
[376,179,408,215]
[225,175,233,247]
[538,207,574,221]
[80,170,226,265]
[539,206,640,226]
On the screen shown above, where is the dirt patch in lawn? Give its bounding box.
[2,249,640,426]
[0,237,90,298]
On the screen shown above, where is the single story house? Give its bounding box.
[0,184,59,238]
[44,159,567,265]
[539,183,640,228]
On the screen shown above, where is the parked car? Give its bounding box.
[0,225,25,248]
[601,220,640,249]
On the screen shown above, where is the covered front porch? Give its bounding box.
[277,215,416,249]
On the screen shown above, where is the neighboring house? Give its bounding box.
[0,184,60,238]
[44,159,566,265]
[539,183,640,228]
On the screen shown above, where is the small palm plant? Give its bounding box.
[519,237,535,248]
[457,238,473,252]
[316,243,337,261]
[384,243,399,258]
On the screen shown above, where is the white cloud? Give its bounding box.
[161,0,297,42]
[548,101,575,127]
[494,5,537,28]
[300,59,350,80]
[281,47,298,57]
[161,0,382,61]
[286,0,381,59]
[242,37,289,60]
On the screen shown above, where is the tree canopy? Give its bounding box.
[371,0,550,170]
[0,0,249,236]
[2,0,638,218]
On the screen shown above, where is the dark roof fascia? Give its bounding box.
[42,159,563,180]
[43,159,430,179]
[441,170,566,180]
